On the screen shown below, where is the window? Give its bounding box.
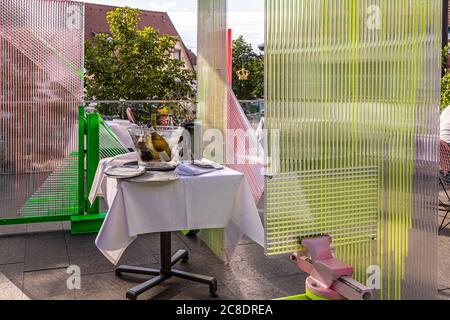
[173,49,181,60]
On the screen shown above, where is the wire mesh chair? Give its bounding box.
[439,140,450,233]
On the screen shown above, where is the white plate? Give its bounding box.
[140,162,179,172]
[105,166,146,179]
[128,171,180,183]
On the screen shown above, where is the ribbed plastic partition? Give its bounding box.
[98,119,129,159]
[0,0,84,219]
[196,0,229,260]
[197,0,265,203]
[197,0,228,150]
[197,0,267,261]
[264,0,440,300]
[227,88,265,202]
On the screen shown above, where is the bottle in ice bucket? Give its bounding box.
[130,125,173,164]
[151,130,172,161]
[151,113,158,127]
[136,132,157,162]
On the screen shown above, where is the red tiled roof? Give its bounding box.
[84,3,181,40]
[187,49,197,67]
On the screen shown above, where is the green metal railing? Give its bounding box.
[72,106,129,234]
[0,99,198,234]
[0,106,127,234]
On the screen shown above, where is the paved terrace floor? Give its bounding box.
[0,219,449,300]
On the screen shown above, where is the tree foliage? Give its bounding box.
[232,36,264,100]
[84,7,195,102]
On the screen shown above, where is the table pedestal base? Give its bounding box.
[115,232,218,300]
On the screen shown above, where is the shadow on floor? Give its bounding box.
[0,223,306,300]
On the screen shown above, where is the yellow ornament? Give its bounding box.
[157,107,170,115]
[236,67,250,80]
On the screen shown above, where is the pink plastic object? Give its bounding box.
[294,236,374,300]
[302,236,334,261]
[126,108,136,124]
[331,276,374,300]
[306,277,346,300]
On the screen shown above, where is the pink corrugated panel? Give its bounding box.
[226,88,265,203]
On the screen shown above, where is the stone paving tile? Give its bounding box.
[233,257,298,281]
[115,270,234,301]
[0,235,26,265]
[0,225,27,236]
[176,232,217,254]
[226,243,300,279]
[0,281,28,300]
[24,236,69,272]
[63,230,97,244]
[67,236,160,276]
[177,233,299,280]
[66,241,117,276]
[131,282,180,300]
[176,233,248,267]
[0,223,446,300]
[221,260,272,282]
[27,222,64,239]
[74,272,128,300]
[168,234,225,267]
[119,237,160,266]
[173,255,291,300]
[439,237,450,305]
[0,263,27,300]
[171,262,269,300]
[265,274,308,297]
[229,242,266,262]
[86,236,231,300]
[111,263,181,300]
[173,257,224,276]
[23,268,76,300]
[177,249,225,268]
[0,263,24,288]
[439,232,450,295]
[113,257,236,300]
[221,276,287,300]
[152,284,237,300]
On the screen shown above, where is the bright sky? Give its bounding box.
[81,0,264,53]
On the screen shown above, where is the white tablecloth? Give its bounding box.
[89,153,264,265]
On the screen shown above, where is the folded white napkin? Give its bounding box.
[175,163,217,176]
[175,159,224,176]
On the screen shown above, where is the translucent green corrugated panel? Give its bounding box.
[20,152,79,217]
[197,0,228,145]
[0,0,84,218]
[196,0,229,259]
[266,167,378,255]
[99,119,129,159]
[265,0,440,300]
